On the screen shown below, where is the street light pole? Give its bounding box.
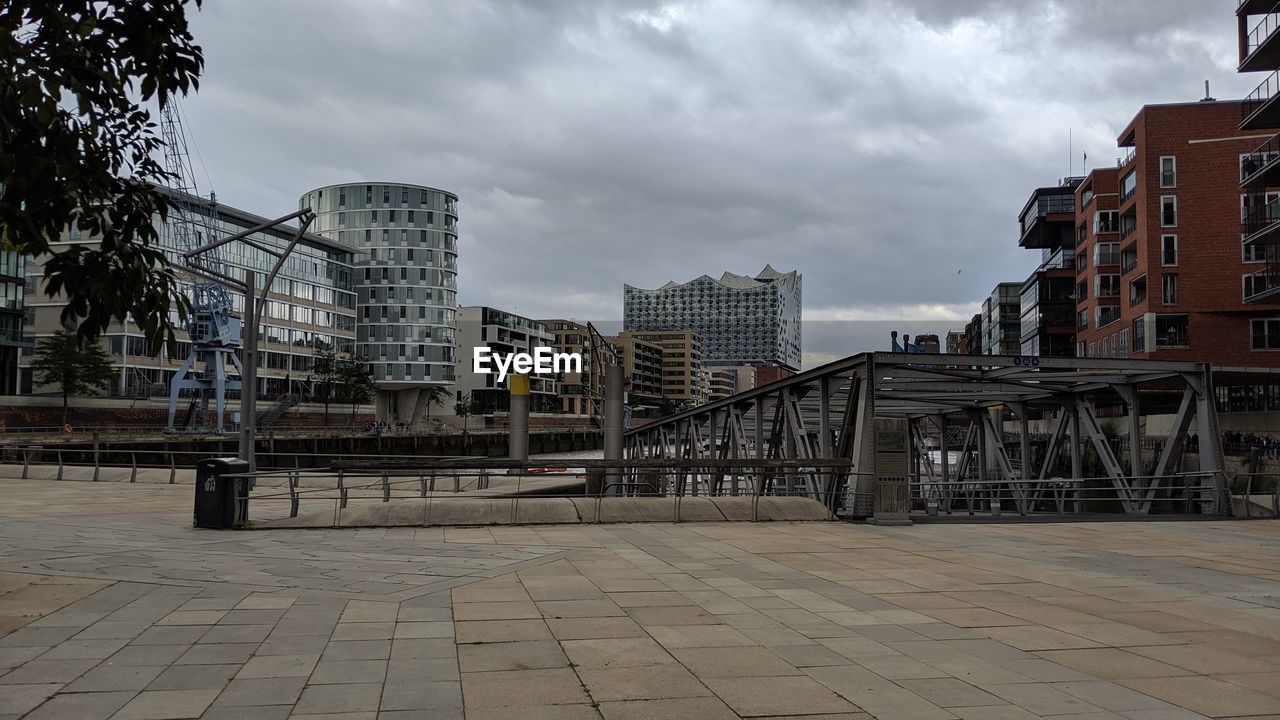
[238,271,257,470]
[183,208,315,474]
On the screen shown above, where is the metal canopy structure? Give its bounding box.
[623,352,1229,517]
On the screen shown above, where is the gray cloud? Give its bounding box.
[179,0,1253,358]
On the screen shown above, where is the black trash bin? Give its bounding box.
[194,457,250,529]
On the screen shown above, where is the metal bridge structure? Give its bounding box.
[623,353,1230,518]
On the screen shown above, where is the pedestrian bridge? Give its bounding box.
[623,352,1230,519]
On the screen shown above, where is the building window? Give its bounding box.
[407,210,414,223]
[1161,235,1177,266]
[427,211,434,224]
[383,190,390,204]
[1155,314,1189,348]
[1096,274,1120,298]
[1094,242,1119,266]
[1097,305,1120,328]
[1160,196,1177,227]
[1133,317,1145,352]
[339,191,346,207]
[1078,309,1088,330]
[1161,274,1178,305]
[1159,156,1176,188]
[401,189,409,204]
[1244,234,1267,263]
[1241,151,1280,181]
[1094,211,1119,234]
[1121,170,1137,201]
[338,211,346,227]
[1242,191,1280,223]
[1251,319,1280,350]
[371,210,378,223]
[388,210,396,223]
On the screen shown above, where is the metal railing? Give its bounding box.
[1232,473,1280,518]
[1242,134,1280,188]
[1244,6,1280,59]
[912,472,1223,518]
[222,459,865,524]
[1243,70,1280,127]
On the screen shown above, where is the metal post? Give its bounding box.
[935,415,947,516]
[604,364,624,495]
[1128,388,1142,482]
[239,271,258,473]
[508,374,530,468]
[1069,405,1083,482]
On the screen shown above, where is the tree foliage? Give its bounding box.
[30,329,116,424]
[338,354,377,422]
[1,1,204,353]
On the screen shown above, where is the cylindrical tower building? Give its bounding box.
[301,182,458,424]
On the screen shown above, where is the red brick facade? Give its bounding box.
[1074,101,1280,367]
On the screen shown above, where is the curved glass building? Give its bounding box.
[301,182,458,424]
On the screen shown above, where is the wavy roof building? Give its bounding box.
[624,265,801,371]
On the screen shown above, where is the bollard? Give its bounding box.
[169,452,176,484]
[453,473,459,493]
[419,474,427,498]
[289,472,300,518]
[56,449,64,481]
[21,448,28,480]
[130,452,137,483]
[337,469,349,509]
[382,471,390,503]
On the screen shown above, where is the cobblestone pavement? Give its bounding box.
[2,478,1280,719]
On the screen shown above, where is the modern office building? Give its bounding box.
[302,182,459,424]
[608,333,665,409]
[945,330,965,354]
[21,192,358,399]
[1017,178,1081,357]
[1239,1,1280,305]
[622,330,706,406]
[0,251,27,396]
[1075,100,1280,365]
[542,319,597,416]
[624,265,802,371]
[983,283,1022,355]
[962,314,983,355]
[455,306,558,414]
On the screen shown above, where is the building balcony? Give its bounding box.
[1242,70,1280,130]
[1241,134,1280,188]
[1244,265,1280,302]
[1240,1,1280,72]
[1243,195,1280,245]
[1121,257,1139,276]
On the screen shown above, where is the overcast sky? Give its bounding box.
[180,0,1253,364]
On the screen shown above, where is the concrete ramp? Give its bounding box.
[252,495,834,529]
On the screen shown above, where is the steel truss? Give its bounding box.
[623,353,1230,517]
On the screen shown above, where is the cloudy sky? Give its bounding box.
[180,0,1253,365]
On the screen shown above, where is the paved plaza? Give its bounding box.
[1,479,1279,719]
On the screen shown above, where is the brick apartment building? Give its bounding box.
[1074,100,1280,366]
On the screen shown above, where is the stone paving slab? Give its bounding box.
[1,478,1280,718]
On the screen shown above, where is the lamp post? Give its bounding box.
[182,208,315,472]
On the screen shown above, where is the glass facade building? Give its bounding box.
[302,182,459,424]
[21,192,357,399]
[623,265,802,371]
[0,251,27,395]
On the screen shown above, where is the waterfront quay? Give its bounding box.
[1,477,1279,719]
